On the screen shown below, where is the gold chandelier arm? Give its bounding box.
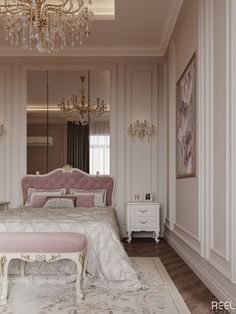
[42,0,84,18]
[0,1,31,15]
[0,0,94,53]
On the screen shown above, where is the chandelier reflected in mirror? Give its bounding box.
[58,74,107,125]
[0,0,94,53]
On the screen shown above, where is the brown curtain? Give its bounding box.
[67,122,89,172]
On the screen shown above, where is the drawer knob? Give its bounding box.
[139,220,148,224]
[139,209,147,213]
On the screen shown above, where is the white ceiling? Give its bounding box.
[0,0,183,57]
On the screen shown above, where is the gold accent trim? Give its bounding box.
[63,164,73,171]
[0,256,7,276]
[78,252,86,275]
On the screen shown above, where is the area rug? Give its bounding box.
[1,257,190,314]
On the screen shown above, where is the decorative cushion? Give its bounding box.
[31,194,48,208]
[76,194,94,208]
[43,196,76,208]
[25,188,66,207]
[70,189,106,207]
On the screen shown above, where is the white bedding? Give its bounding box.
[0,206,146,291]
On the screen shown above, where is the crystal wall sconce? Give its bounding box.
[0,124,7,137]
[128,120,155,139]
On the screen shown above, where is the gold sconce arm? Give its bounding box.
[128,120,155,139]
[0,124,6,137]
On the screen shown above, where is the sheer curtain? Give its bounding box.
[89,120,110,175]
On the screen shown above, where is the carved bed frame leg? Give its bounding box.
[0,256,10,305]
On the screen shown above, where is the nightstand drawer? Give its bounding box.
[131,216,156,229]
[131,205,156,217]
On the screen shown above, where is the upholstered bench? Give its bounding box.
[0,232,87,305]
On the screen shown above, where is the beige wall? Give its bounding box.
[212,0,227,257]
[165,0,236,306]
[174,0,198,238]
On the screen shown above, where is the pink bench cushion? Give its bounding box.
[0,232,87,253]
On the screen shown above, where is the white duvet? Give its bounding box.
[0,206,146,291]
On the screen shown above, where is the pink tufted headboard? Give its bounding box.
[21,166,115,206]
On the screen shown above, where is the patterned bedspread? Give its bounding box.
[0,207,146,291]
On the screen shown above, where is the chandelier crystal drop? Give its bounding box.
[0,0,94,53]
[58,75,107,125]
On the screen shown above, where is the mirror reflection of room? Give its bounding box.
[27,70,110,175]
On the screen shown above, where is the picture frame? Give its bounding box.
[176,53,196,178]
[143,193,153,202]
[134,194,143,202]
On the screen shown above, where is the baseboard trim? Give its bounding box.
[165,228,236,313]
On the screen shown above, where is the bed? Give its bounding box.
[0,166,145,291]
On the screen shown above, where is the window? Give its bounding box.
[89,134,110,175]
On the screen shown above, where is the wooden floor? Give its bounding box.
[123,238,223,314]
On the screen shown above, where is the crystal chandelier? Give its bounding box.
[0,0,94,53]
[58,75,107,125]
[128,120,155,139]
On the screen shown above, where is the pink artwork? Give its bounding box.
[176,54,196,178]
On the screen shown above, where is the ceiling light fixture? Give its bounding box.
[0,0,94,53]
[58,74,107,125]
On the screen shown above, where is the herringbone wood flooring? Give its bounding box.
[123,238,226,314]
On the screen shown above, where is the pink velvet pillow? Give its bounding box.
[76,194,94,208]
[31,194,47,208]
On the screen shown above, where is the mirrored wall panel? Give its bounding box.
[27,70,110,175]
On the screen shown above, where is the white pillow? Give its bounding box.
[70,189,106,207]
[43,197,75,209]
[25,188,66,207]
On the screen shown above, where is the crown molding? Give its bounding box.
[160,0,184,55]
[0,46,163,57]
[171,0,194,40]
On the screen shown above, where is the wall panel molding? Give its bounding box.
[125,64,158,212]
[198,0,207,258]
[167,40,176,230]
[173,223,201,254]
[0,65,13,204]
[225,0,231,263]
[197,0,232,280]
[158,62,168,236]
[229,0,236,284]
[205,0,231,274]
[165,228,236,309]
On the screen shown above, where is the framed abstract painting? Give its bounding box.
[176,54,196,178]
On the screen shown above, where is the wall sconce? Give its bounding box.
[0,124,6,137]
[128,120,155,139]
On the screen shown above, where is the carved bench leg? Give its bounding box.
[0,256,10,305]
[81,249,87,280]
[72,253,85,302]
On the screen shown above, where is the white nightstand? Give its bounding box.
[0,201,10,213]
[126,202,160,243]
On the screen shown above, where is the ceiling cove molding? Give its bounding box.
[0,46,163,57]
[171,0,194,40]
[160,0,184,55]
